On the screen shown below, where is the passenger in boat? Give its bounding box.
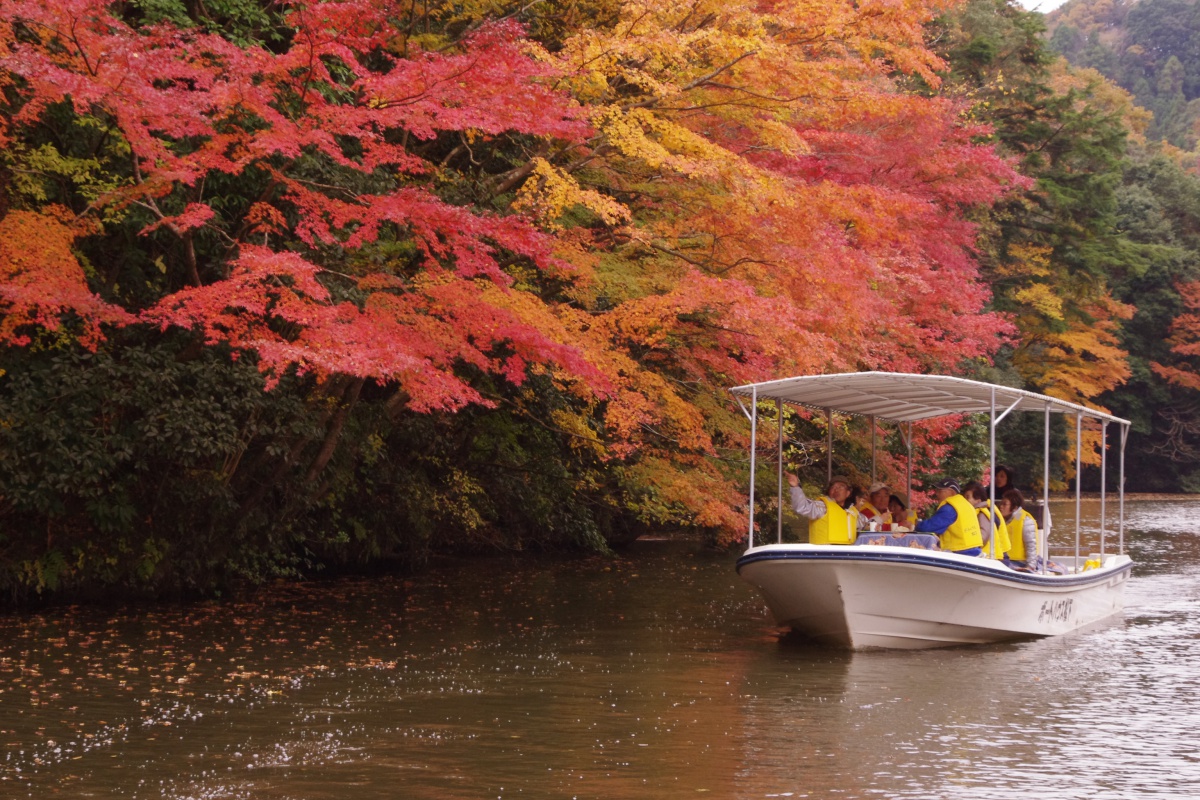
[995,464,1017,493]
[860,482,892,525]
[844,485,863,511]
[888,493,917,529]
[999,489,1042,570]
[785,473,858,545]
[846,486,873,530]
[962,481,1011,560]
[914,478,983,555]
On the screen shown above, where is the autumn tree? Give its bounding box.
[0,0,619,594]
[1103,148,1200,491]
[928,0,1152,483]
[0,0,1026,599]
[1047,0,1200,490]
[516,0,1025,532]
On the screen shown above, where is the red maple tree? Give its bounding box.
[0,0,609,408]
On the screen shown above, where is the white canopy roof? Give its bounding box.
[729,372,1128,426]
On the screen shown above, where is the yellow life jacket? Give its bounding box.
[860,501,885,522]
[809,496,856,545]
[976,501,1011,559]
[1006,507,1041,561]
[938,494,982,552]
[989,500,1011,558]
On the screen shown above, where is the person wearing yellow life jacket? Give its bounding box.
[888,493,917,529]
[999,489,1042,569]
[859,482,892,526]
[914,478,983,555]
[786,473,858,545]
[962,481,1011,560]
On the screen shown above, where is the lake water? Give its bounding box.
[2,499,1200,798]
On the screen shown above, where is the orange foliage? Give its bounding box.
[1152,281,1200,392]
[531,0,1027,540]
[0,0,1033,543]
[0,207,132,348]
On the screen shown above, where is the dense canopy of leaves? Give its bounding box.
[1,0,1196,601]
[1049,0,1200,151]
[1045,0,1200,489]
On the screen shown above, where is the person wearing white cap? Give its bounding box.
[860,482,892,526]
[785,473,858,545]
[914,478,983,555]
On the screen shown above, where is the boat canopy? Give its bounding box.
[729,372,1128,426]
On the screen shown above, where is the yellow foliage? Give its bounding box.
[4,136,130,211]
[755,119,813,157]
[1012,293,1133,469]
[998,243,1053,278]
[549,408,608,457]
[513,157,631,229]
[616,455,745,533]
[1013,283,1064,320]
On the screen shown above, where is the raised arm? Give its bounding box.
[787,473,828,521]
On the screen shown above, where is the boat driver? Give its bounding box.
[785,473,858,545]
[914,478,983,556]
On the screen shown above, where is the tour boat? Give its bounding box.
[730,372,1133,650]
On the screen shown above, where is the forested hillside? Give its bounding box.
[1,0,1198,602]
[1048,0,1200,150]
[1043,0,1200,492]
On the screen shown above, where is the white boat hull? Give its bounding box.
[737,544,1132,650]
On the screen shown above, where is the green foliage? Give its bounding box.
[939,0,1130,289]
[1101,149,1200,489]
[123,0,287,46]
[295,373,624,574]
[0,339,314,599]
[1049,0,1200,489]
[1049,0,1200,149]
[934,416,991,493]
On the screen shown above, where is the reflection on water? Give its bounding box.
[3,499,1200,798]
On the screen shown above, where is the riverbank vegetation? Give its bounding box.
[1,0,1199,602]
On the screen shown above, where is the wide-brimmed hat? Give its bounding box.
[889,492,909,508]
[826,475,852,490]
[934,478,961,493]
[867,482,889,494]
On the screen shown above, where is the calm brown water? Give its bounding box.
[3,499,1200,799]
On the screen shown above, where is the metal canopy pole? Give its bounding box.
[1120,423,1128,554]
[1043,403,1051,572]
[1100,420,1108,558]
[1075,412,1083,569]
[777,398,784,544]
[826,407,833,484]
[906,422,913,508]
[993,397,1024,427]
[988,386,997,559]
[748,387,757,549]
[870,415,877,485]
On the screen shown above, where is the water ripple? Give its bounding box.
[2,500,1200,798]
